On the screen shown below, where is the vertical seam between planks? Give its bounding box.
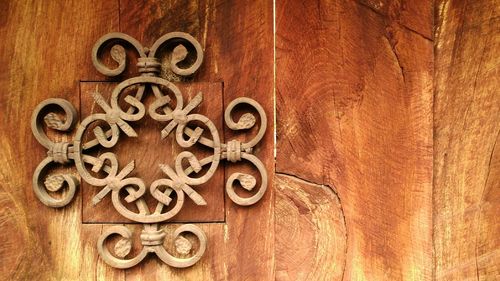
[273,0,277,161]
[272,1,278,281]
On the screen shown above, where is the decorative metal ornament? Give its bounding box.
[31,32,267,269]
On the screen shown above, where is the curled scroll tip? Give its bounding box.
[171,44,188,66]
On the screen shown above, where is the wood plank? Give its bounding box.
[0,0,119,280]
[276,0,433,280]
[79,82,225,223]
[209,1,275,279]
[434,0,500,280]
[119,0,275,279]
[275,174,347,281]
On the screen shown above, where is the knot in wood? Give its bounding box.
[48,142,70,164]
[137,57,161,76]
[227,140,242,162]
[140,228,166,246]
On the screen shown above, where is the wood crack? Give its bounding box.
[384,30,407,85]
[356,0,432,41]
[475,129,499,281]
[276,171,338,197]
[275,171,348,281]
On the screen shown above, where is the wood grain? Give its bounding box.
[275,174,347,281]
[434,0,500,280]
[0,0,118,280]
[276,0,433,280]
[209,1,275,279]
[358,0,433,39]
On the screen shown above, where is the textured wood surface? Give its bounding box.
[276,0,433,280]
[358,0,433,39]
[434,0,500,280]
[2,0,499,280]
[275,174,347,281]
[0,1,119,280]
[0,0,273,280]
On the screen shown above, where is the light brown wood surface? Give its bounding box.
[275,174,347,280]
[0,1,119,280]
[434,0,500,280]
[276,0,433,280]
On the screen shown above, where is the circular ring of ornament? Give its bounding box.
[31,32,268,269]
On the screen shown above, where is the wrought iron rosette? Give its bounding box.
[31,32,268,269]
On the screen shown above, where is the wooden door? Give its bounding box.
[0,1,498,281]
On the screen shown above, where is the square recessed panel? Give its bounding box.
[80,82,225,223]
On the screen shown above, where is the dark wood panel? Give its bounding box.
[276,0,433,280]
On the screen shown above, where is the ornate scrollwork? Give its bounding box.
[31,32,268,269]
[97,224,207,269]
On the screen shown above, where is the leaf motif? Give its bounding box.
[110,44,126,65]
[237,174,256,191]
[44,175,64,192]
[171,44,188,65]
[235,113,256,130]
[175,235,192,255]
[44,113,63,129]
[114,238,132,258]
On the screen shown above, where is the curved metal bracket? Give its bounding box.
[31,32,267,269]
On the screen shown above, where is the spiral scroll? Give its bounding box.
[97,224,206,269]
[31,98,79,207]
[31,31,268,269]
[222,97,268,206]
[92,31,203,78]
